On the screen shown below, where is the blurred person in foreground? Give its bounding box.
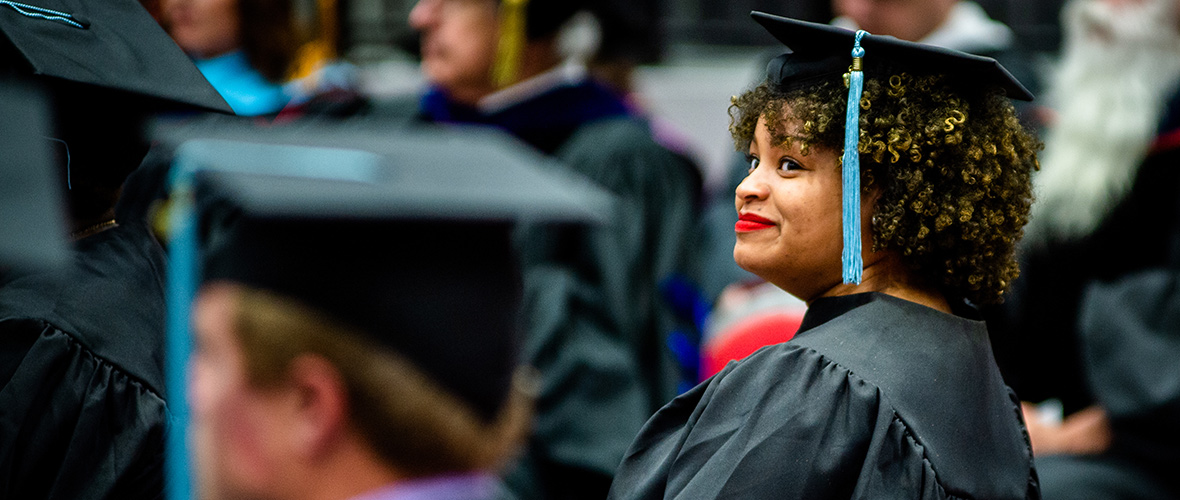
[609,13,1041,499]
[988,0,1180,496]
[181,145,568,499]
[0,0,230,497]
[172,130,609,500]
[161,0,360,117]
[378,0,703,497]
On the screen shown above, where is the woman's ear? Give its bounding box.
[861,183,885,250]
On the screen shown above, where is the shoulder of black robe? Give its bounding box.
[504,116,703,499]
[609,292,1038,500]
[1079,268,1180,471]
[0,221,168,499]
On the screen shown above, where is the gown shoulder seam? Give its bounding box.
[9,317,167,403]
[783,343,963,497]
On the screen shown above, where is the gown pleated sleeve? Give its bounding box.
[608,292,1039,500]
[0,222,168,500]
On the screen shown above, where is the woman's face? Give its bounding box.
[734,115,867,301]
[163,0,241,59]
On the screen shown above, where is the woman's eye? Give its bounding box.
[778,158,802,173]
[746,155,760,174]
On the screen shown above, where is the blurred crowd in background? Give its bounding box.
[2,0,1180,498]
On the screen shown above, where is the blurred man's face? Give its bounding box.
[833,0,957,42]
[162,0,240,59]
[191,284,290,500]
[409,0,500,102]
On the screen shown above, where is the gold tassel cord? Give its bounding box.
[287,0,338,89]
[492,0,528,88]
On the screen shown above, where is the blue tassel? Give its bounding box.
[842,30,868,285]
[165,158,199,500]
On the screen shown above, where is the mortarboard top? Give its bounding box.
[753,12,1033,102]
[163,124,613,500]
[163,126,613,224]
[749,12,1034,285]
[0,0,231,113]
[0,82,67,270]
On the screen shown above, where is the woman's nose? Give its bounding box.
[735,169,768,203]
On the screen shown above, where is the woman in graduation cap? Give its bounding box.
[608,13,1041,500]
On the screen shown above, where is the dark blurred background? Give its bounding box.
[325,0,1069,192]
[339,0,1067,61]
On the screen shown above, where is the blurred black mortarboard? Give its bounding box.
[0,82,67,270]
[0,0,231,113]
[750,12,1033,286]
[163,124,612,499]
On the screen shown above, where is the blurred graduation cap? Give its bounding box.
[0,82,67,270]
[750,12,1034,284]
[0,0,231,113]
[162,124,612,500]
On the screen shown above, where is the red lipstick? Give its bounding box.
[735,213,775,232]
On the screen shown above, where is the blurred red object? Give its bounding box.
[701,311,804,379]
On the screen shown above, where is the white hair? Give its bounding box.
[1027,0,1180,244]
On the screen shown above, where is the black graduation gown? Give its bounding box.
[369,81,703,499]
[0,222,168,500]
[609,293,1039,500]
[985,90,1180,498]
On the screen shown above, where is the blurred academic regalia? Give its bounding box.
[374,0,704,497]
[0,0,228,497]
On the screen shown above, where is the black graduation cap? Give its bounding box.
[162,124,612,499]
[0,82,67,270]
[521,0,587,39]
[750,12,1033,285]
[0,0,231,113]
[753,12,1033,101]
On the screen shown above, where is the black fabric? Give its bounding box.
[1069,269,1180,496]
[419,79,633,155]
[586,0,664,64]
[0,0,230,113]
[754,12,1033,101]
[0,81,67,270]
[521,0,586,39]
[202,213,522,422]
[983,85,1180,500]
[609,292,1038,499]
[0,221,168,499]
[509,118,700,499]
[987,103,1180,415]
[376,81,703,499]
[1036,454,1175,500]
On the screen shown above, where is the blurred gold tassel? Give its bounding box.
[492,0,528,88]
[287,0,338,88]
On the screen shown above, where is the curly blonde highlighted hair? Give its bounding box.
[729,73,1040,304]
